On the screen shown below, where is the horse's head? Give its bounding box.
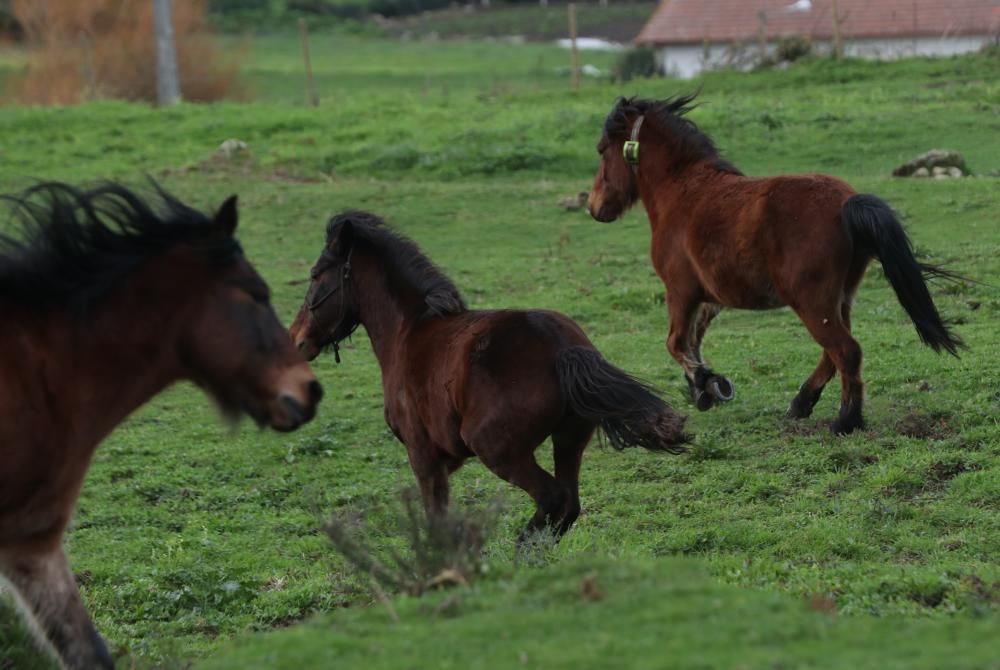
[588,97,643,223]
[289,214,361,362]
[176,196,322,432]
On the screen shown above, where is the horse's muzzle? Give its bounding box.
[270,371,323,431]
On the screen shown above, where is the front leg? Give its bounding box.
[0,544,114,670]
[668,297,733,411]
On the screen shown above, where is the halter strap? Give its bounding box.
[623,115,644,169]
[307,249,352,311]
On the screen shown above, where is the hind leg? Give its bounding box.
[0,544,114,670]
[794,303,865,434]
[471,442,570,542]
[550,419,594,535]
[788,260,867,424]
[786,351,836,419]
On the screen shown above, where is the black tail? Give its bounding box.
[842,194,965,357]
[556,347,689,454]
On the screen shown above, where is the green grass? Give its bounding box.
[0,36,998,668]
[201,557,1000,670]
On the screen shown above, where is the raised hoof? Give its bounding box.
[706,375,735,402]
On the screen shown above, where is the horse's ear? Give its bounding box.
[214,195,239,236]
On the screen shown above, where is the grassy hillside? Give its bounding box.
[0,36,998,668]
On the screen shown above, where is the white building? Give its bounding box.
[635,0,1000,79]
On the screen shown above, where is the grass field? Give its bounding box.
[0,33,998,669]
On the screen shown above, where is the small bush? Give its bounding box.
[615,46,659,83]
[8,0,241,105]
[775,35,812,63]
[325,488,502,596]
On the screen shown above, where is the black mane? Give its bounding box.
[0,181,241,312]
[604,93,742,175]
[326,211,466,318]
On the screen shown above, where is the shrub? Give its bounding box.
[7,0,241,105]
[325,488,502,597]
[614,46,659,82]
[775,35,812,63]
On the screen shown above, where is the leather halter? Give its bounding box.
[622,115,644,171]
[307,247,356,363]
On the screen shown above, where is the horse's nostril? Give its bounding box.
[307,380,323,405]
[279,394,306,426]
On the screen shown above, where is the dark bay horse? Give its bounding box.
[0,182,322,669]
[289,211,688,540]
[588,94,964,434]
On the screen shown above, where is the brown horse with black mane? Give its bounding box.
[0,182,322,669]
[588,94,964,434]
[290,211,688,540]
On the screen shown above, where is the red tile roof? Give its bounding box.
[636,0,1000,45]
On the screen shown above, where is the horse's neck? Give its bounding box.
[355,260,418,375]
[28,299,180,451]
[638,160,729,229]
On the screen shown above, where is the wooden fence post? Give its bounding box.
[568,3,579,89]
[153,0,181,105]
[831,0,845,59]
[298,18,319,107]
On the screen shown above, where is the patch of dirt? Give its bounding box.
[928,458,979,485]
[965,575,1000,606]
[894,412,956,440]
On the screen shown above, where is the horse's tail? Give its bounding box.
[842,193,965,357]
[556,346,690,453]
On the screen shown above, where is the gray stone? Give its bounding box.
[893,149,968,177]
[913,167,930,177]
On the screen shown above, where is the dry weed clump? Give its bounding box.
[8,0,241,105]
[325,488,503,598]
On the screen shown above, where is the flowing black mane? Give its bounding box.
[0,181,241,312]
[604,93,742,175]
[326,211,466,318]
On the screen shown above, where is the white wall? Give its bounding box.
[655,35,995,79]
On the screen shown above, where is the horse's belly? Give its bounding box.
[701,271,784,310]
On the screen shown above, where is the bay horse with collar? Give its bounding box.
[588,94,963,434]
[289,211,689,541]
[0,182,322,669]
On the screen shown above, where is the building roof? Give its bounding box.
[636,0,1000,45]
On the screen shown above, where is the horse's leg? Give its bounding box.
[788,258,867,424]
[690,303,734,403]
[551,419,594,536]
[473,444,568,542]
[785,351,836,419]
[794,305,864,434]
[668,296,730,411]
[667,294,713,410]
[404,445,459,518]
[0,544,114,670]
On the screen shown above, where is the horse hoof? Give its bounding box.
[785,397,812,419]
[830,417,864,435]
[694,388,715,411]
[785,404,810,420]
[707,376,735,402]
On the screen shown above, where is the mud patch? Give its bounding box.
[894,412,955,440]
